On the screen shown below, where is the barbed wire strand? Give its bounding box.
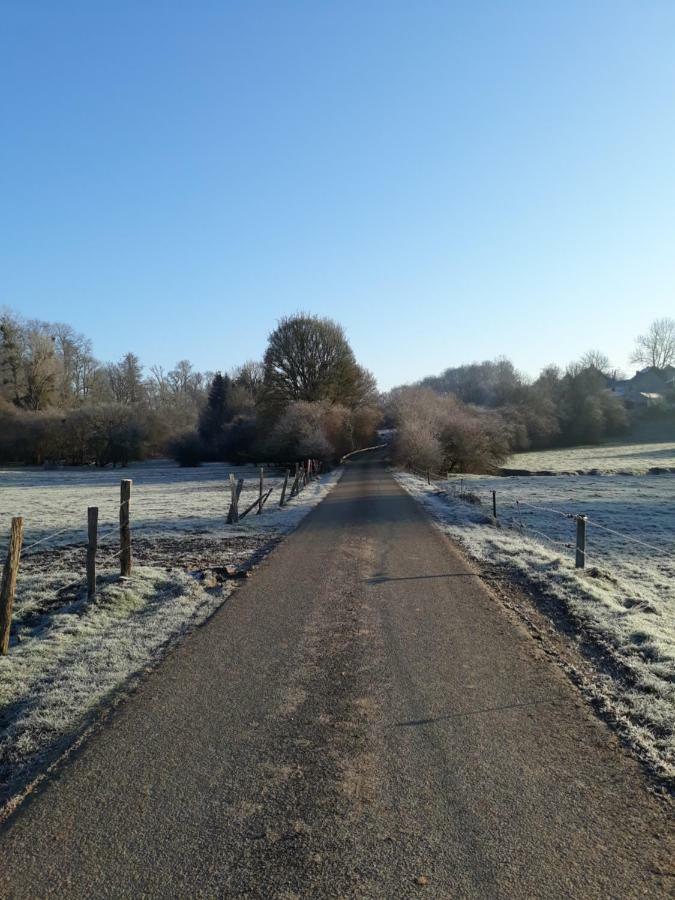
[583,517,672,558]
[501,516,575,550]
[20,526,83,557]
[410,468,672,559]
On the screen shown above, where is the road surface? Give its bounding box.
[0,460,672,898]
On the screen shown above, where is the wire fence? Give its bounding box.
[0,460,324,654]
[407,465,675,568]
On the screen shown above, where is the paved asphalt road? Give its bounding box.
[0,460,672,898]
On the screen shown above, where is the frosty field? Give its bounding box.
[395,466,675,782]
[506,440,675,475]
[0,461,293,555]
[0,461,341,809]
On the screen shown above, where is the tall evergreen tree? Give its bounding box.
[198,372,233,446]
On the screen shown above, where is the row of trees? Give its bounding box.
[0,311,213,414]
[416,357,628,446]
[0,309,223,465]
[3,306,670,472]
[0,310,380,467]
[388,359,630,474]
[386,316,674,472]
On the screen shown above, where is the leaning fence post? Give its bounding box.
[279,469,290,507]
[492,490,497,520]
[0,517,24,655]
[87,507,98,598]
[575,515,587,569]
[291,463,300,497]
[120,479,132,576]
[257,466,264,515]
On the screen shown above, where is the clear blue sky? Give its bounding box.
[2,2,674,389]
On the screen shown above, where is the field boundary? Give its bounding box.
[0,459,323,657]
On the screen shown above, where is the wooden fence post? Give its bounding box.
[279,469,290,507]
[0,517,24,655]
[87,507,98,598]
[290,463,300,497]
[492,491,497,520]
[227,473,237,524]
[239,486,273,520]
[227,474,244,524]
[427,470,431,485]
[575,515,587,569]
[257,466,264,515]
[120,479,132,576]
[228,473,236,523]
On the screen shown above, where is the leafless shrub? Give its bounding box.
[389,387,510,474]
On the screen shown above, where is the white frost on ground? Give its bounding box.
[0,465,341,802]
[0,461,296,555]
[394,469,675,780]
[506,441,675,475]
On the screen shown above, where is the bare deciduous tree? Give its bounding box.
[630,318,675,370]
[106,352,145,405]
[22,327,60,410]
[579,349,611,374]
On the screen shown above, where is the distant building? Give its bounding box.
[609,366,675,407]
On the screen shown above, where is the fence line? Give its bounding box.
[500,515,575,551]
[0,458,325,655]
[21,526,83,557]
[581,517,670,557]
[405,466,673,569]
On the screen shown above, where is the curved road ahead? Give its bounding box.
[0,460,672,898]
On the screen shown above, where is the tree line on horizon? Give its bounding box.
[386,317,675,473]
[1,308,673,472]
[0,310,379,467]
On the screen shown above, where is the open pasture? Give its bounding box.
[461,471,675,583]
[505,441,675,476]
[0,461,287,557]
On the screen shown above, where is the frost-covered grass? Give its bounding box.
[506,440,675,475]
[0,568,232,798]
[0,461,290,555]
[394,470,675,781]
[0,463,341,806]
